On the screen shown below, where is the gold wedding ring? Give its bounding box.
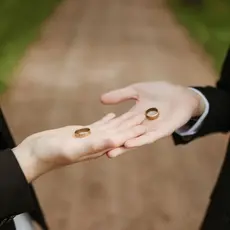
[145,108,159,120]
[74,128,91,138]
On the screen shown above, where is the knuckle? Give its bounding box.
[106,138,118,148]
[94,138,117,151]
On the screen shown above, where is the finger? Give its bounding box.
[118,114,145,130]
[76,137,117,157]
[112,125,146,147]
[124,129,168,147]
[106,147,131,158]
[106,112,137,129]
[91,113,116,126]
[78,151,105,162]
[124,135,153,148]
[72,126,145,159]
[101,86,137,104]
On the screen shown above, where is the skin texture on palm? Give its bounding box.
[13,112,146,183]
[101,81,203,158]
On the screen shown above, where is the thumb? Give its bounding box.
[100,86,138,104]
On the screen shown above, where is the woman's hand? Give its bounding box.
[13,112,146,182]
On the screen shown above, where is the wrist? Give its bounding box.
[12,145,39,183]
[188,88,206,118]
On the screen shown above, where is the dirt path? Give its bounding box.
[1,0,228,229]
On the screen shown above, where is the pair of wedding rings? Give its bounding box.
[74,107,159,138]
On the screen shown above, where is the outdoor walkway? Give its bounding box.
[1,0,228,229]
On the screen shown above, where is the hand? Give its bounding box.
[101,81,205,157]
[13,112,146,182]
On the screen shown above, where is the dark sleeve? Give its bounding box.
[173,86,230,145]
[0,149,35,227]
[173,48,230,145]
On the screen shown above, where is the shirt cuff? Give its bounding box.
[176,88,210,136]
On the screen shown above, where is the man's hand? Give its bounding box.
[101,81,205,157]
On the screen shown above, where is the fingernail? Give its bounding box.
[109,152,121,158]
[106,152,115,158]
[105,113,116,119]
[109,113,116,118]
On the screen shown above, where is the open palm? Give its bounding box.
[101,81,200,157]
[16,112,146,181]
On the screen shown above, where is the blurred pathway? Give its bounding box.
[2,0,228,229]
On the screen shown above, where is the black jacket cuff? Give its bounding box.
[172,86,230,145]
[0,149,34,220]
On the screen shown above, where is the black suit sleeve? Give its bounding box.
[173,87,230,144]
[0,109,35,226]
[0,149,35,226]
[173,48,230,145]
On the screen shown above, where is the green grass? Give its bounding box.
[169,0,230,72]
[0,0,62,93]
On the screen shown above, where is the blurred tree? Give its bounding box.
[182,0,203,6]
[0,0,62,94]
[169,0,230,71]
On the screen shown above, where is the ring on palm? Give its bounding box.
[74,128,91,138]
[145,108,159,120]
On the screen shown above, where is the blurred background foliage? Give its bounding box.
[169,0,230,72]
[0,0,62,93]
[0,0,229,93]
